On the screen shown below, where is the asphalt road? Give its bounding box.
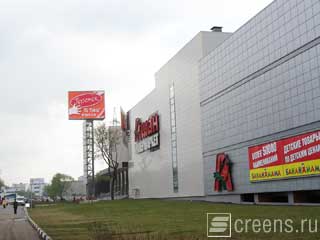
[0,204,40,240]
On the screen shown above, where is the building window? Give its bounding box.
[170,84,179,193]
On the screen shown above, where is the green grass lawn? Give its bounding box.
[29,199,320,240]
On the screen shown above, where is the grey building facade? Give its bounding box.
[200,0,320,203]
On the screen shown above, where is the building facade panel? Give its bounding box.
[129,32,231,199]
[129,89,175,198]
[200,0,320,105]
[203,122,320,196]
[200,0,320,199]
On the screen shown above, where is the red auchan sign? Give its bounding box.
[134,113,160,153]
[68,91,105,120]
[248,130,320,182]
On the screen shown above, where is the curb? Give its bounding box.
[24,207,52,240]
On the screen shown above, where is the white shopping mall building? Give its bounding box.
[127,0,320,204]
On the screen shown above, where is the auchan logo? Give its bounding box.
[70,93,102,108]
[134,113,159,142]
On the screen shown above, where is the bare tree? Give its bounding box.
[95,123,121,200]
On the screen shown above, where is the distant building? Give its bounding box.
[4,187,16,194]
[78,175,86,182]
[12,183,27,192]
[63,180,86,200]
[30,178,45,198]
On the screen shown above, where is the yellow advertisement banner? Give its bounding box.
[250,165,284,181]
[250,159,320,181]
[283,159,320,178]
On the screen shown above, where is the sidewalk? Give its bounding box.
[0,205,40,240]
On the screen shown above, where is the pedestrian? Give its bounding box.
[13,199,18,214]
[2,198,6,208]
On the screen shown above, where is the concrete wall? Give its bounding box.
[199,0,320,198]
[128,31,231,199]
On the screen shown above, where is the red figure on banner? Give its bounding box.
[214,153,234,192]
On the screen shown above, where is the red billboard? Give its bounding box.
[248,130,320,181]
[68,91,105,120]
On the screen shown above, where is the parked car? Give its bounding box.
[16,196,25,206]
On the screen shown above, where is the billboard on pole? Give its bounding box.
[68,91,105,120]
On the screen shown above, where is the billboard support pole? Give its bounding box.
[83,120,95,199]
[68,91,105,199]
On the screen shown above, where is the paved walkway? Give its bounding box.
[0,205,40,240]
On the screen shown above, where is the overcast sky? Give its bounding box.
[0,0,273,185]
